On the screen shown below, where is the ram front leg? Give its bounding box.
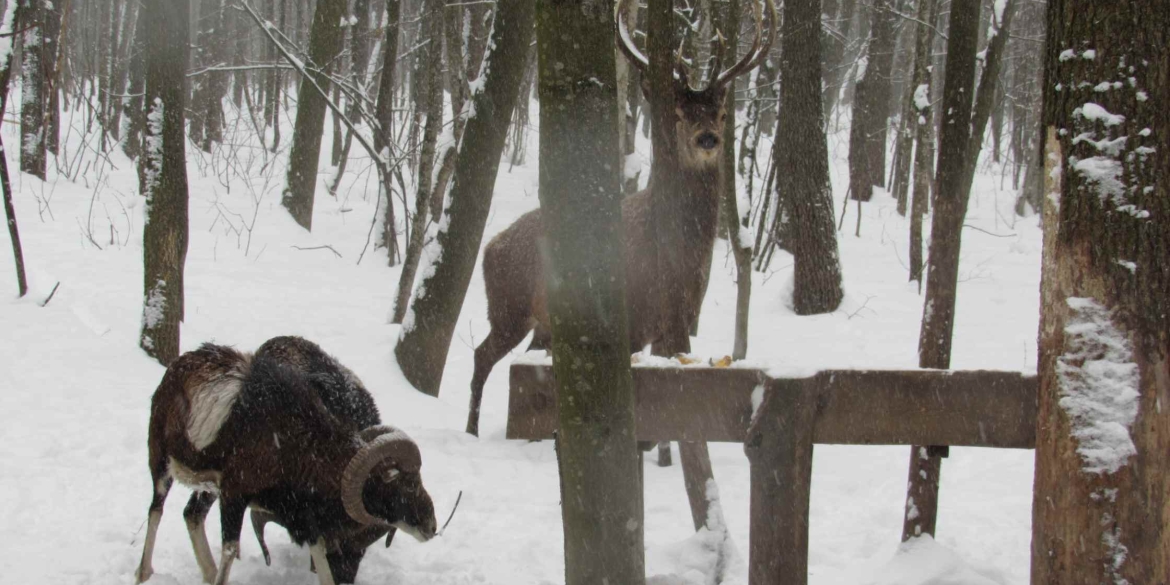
[135,475,173,583]
[183,492,219,582]
[213,497,248,585]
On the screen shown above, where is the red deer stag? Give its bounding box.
[465,0,776,436]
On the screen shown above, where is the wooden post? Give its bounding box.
[745,376,818,585]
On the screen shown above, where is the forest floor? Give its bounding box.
[0,100,1041,585]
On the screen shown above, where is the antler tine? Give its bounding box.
[711,0,776,89]
[615,0,650,74]
[740,0,779,74]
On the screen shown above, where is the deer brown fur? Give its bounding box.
[465,0,775,436]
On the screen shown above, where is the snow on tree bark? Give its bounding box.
[1032,1,1170,582]
[19,0,46,180]
[394,0,533,397]
[138,0,190,366]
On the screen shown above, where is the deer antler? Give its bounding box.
[711,0,778,89]
[616,0,689,83]
[615,0,650,73]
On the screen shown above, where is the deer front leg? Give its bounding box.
[213,497,248,585]
[309,537,337,585]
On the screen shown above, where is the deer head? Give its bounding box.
[616,0,776,169]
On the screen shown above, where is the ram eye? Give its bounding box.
[381,469,401,482]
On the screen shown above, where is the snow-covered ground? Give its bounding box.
[0,99,1041,585]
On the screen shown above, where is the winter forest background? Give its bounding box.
[2,0,1167,584]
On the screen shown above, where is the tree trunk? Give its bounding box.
[958,0,1015,202]
[122,0,148,159]
[903,0,981,542]
[907,0,938,286]
[444,0,468,139]
[375,0,401,265]
[281,0,347,231]
[846,0,897,201]
[779,0,844,316]
[394,0,533,397]
[42,0,63,156]
[1031,1,1170,582]
[1,2,28,297]
[195,0,229,152]
[715,0,750,361]
[820,0,857,120]
[536,2,643,581]
[138,0,191,366]
[373,0,401,155]
[390,0,443,325]
[20,0,47,180]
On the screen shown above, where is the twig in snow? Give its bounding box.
[962,223,1016,238]
[291,245,343,258]
[845,295,876,320]
[438,490,463,536]
[40,282,61,307]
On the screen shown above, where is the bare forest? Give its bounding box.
[3,0,1167,584]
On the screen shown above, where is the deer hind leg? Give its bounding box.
[184,491,219,583]
[527,326,552,351]
[468,323,532,436]
[135,473,173,583]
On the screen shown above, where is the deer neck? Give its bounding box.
[650,160,722,244]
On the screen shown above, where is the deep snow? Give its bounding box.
[1,95,1041,585]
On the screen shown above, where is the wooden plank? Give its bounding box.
[507,363,764,442]
[801,370,1037,448]
[745,379,817,585]
[507,363,1037,448]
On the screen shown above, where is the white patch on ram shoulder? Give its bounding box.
[186,361,251,450]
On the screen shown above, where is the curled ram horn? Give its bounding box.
[341,426,422,526]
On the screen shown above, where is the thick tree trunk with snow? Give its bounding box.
[20,0,47,180]
[1031,1,1170,582]
[394,0,533,397]
[846,0,896,201]
[779,0,843,316]
[903,0,981,542]
[281,0,346,231]
[535,2,643,582]
[138,0,190,366]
